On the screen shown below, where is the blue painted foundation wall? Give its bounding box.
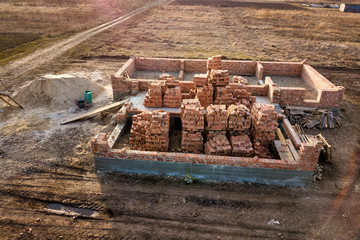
[95,157,313,186]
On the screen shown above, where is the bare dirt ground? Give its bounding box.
[0,0,360,239]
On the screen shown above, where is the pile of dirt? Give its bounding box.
[17,74,104,109]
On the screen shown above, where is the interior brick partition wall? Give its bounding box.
[111,57,344,109]
[91,131,323,172]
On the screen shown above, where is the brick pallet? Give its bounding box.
[181,99,205,153]
[144,82,163,108]
[193,73,208,87]
[205,104,228,131]
[206,130,226,141]
[196,84,213,109]
[204,135,231,156]
[207,55,222,71]
[130,110,170,152]
[214,86,235,106]
[251,103,278,155]
[233,76,248,85]
[230,135,254,157]
[227,104,251,132]
[209,69,230,86]
[181,130,204,153]
[163,79,182,108]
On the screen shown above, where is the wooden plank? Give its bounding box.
[107,123,126,149]
[274,140,290,161]
[286,139,299,161]
[0,93,23,108]
[276,129,295,162]
[60,99,128,125]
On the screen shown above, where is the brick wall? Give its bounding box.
[135,57,182,71]
[222,60,257,75]
[261,62,303,76]
[278,87,306,106]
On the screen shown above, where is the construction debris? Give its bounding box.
[285,106,340,129]
[313,164,323,182]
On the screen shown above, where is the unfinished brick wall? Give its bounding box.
[261,62,303,76]
[129,110,170,152]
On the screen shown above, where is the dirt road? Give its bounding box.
[0,0,166,81]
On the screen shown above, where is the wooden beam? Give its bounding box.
[60,99,128,125]
[0,93,23,108]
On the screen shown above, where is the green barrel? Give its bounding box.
[84,90,92,104]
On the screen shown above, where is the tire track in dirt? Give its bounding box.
[0,0,167,80]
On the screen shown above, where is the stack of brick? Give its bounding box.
[129,111,152,151]
[204,135,231,156]
[159,73,176,80]
[129,110,170,152]
[163,79,182,108]
[232,86,255,108]
[251,103,278,145]
[193,74,208,87]
[233,76,248,85]
[116,102,132,124]
[230,135,254,157]
[145,110,170,152]
[214,85,235,106]
[205,104,228,131]
[227,104,251,136]
[207,55,222,71]
[209,69,230,86]
[182,89,196,100]
[196,84,213,108]
[144,81,163,108]
[181,99,205,153]
[253,140,272,159]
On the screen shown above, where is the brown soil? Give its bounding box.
[0,0,360,239]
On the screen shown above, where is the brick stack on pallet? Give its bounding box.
[193,74,208,86]
[205,104,228,140]
[251,103,278,158]
[129,111,152,151]
[227,104,251,136]
[209,69,230,87]
[204,135,232,156]
[230,135,254,157]
[207,55,222,71]
[231,86,255,108]
[233,76,248,85]
[163,79,182,108]
[129,110,170,152]
[181,99,205,153]
[196,84,213,109]
[144,81,163,108]
[145,110,170,152]
[214,85,234,106]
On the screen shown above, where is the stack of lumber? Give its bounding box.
[205,104,228,131]
[207,55,222,71]
[209,69,230,86]
[143,82,163,107]
[130,110,170,152]
[214,86,234,106]
[181,99,205,153]
[196,84,213,108]
[230,135,254,157]
[285,107,340,129]
[204,135,231,156]
[251,103,278,145]
[163,79,182,108]
[193,74,208,87]
[227,104,251,135]
[233,76,248,85]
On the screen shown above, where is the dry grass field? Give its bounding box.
[0,0,359,239]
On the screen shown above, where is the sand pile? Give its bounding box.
[19,74,104,108]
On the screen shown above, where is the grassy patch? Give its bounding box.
[0,34,40,51]
[0,34,69,66]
